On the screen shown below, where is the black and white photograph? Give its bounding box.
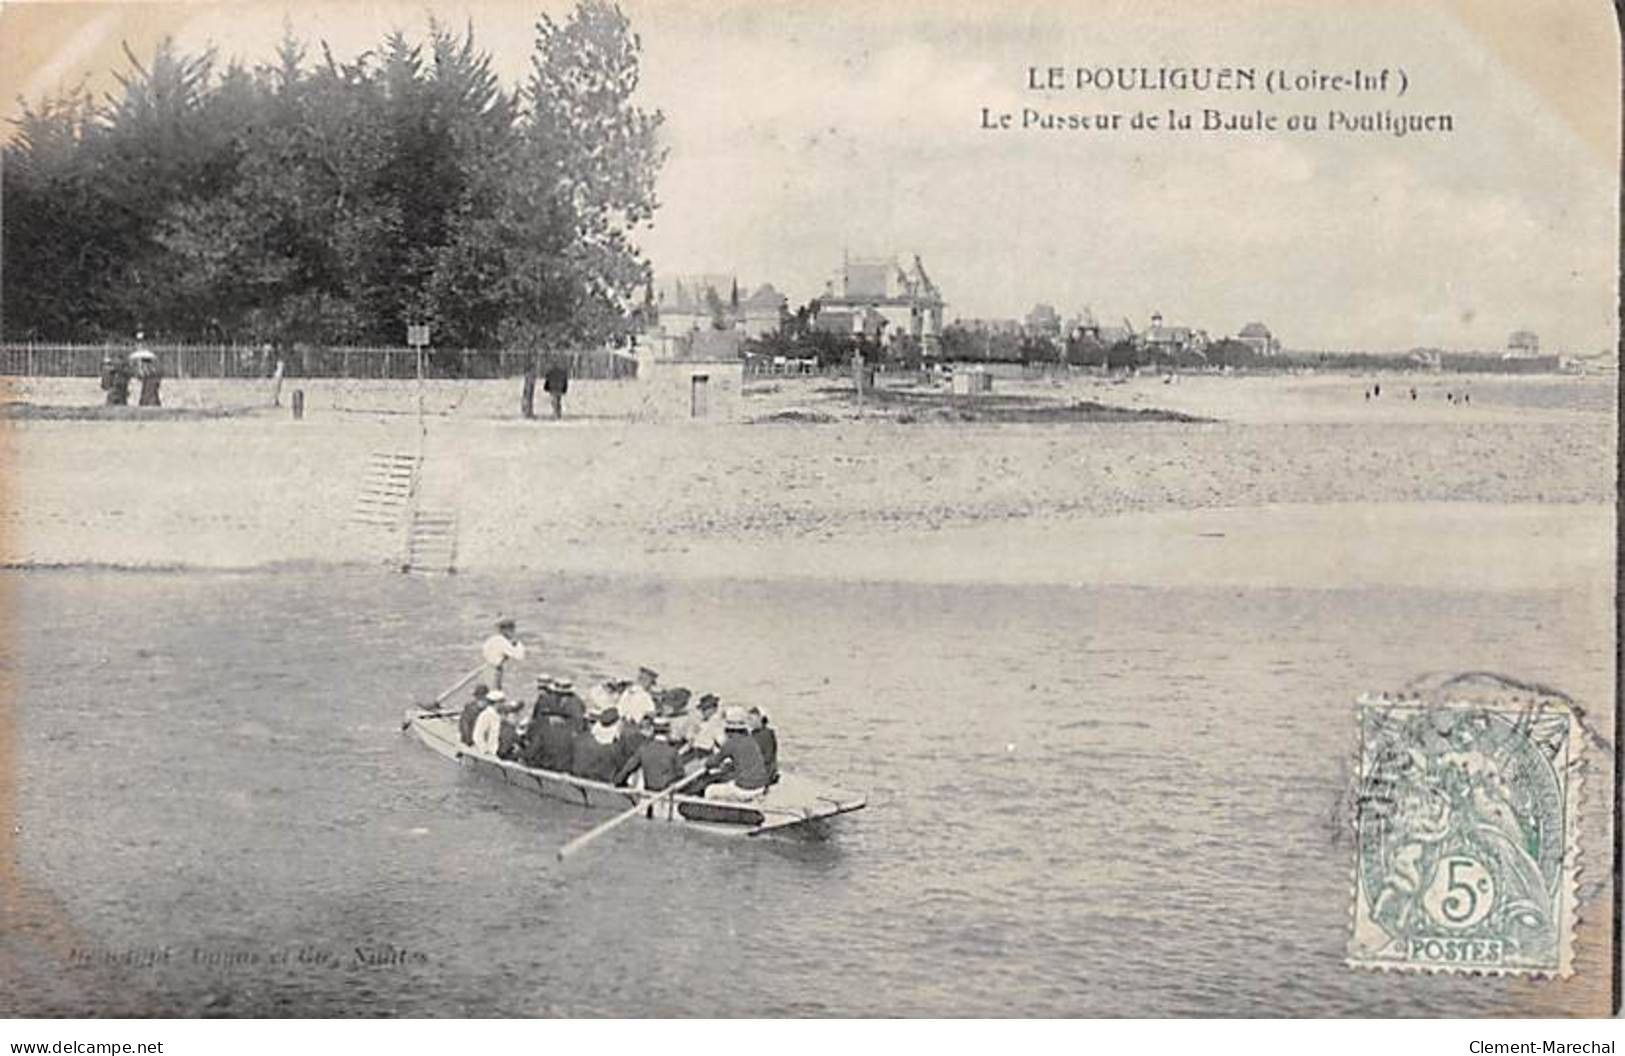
[0,0,1617,1030]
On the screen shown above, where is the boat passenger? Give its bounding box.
[459,683,491,747]
[748,707,779,785]
[523,693,579,772]
[472,689,511,756]
[481,617,526,691]
[571,707,625,784]
[614,717,686,792]
[584,679,622,717]
[617,666,659,722]
[552,678,586,732]
[656,687,691,717]
[688,694,726,757]
[702,708,770,801]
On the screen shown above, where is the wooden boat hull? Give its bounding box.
[403,710,866,837]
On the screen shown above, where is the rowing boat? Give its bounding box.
[402,710,867,837]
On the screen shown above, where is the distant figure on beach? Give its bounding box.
[99,354,131,406]
[1373,383,1381,397]
[1463,392,1470,405]
[521,360,537,419]
[130,336,162,406]
[543,359,569,419]
[1364,389,1370,401]
[1410,387,1417,400]
[480,617,526,690]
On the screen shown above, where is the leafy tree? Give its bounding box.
[1,2,665,349]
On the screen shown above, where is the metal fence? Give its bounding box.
[0,343,639,381]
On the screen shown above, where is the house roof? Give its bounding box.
[741,284,786,311]
[1144,325,1193,344]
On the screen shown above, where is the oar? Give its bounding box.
[401,665,484,729]
[556,767,710,862]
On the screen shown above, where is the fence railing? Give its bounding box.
[0,343,639,381]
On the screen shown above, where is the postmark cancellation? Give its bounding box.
[1349,690,1580,977]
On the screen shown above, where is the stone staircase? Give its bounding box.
[351,451,419,529]
[399,449,462,575]
[402,508,459,574]
[350,448,461,574]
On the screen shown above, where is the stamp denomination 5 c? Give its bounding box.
[1349,692,1579,977]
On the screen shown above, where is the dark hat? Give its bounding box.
[553,678,574,692]
[698,693,719,711]
[472,683,490,698]
[496,617,516,630]
[638,665,659,680]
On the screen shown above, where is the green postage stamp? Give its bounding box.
[1349,689,1580,977]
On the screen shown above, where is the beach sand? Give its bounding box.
[3,373,1610,588]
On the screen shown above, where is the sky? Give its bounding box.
[1,0,1618,353]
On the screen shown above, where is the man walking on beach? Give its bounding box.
[543,358,569,420]
[521,359,537,419]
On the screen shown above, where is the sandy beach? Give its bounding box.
[2,372,1611,593]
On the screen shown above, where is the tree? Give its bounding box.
[1,1,666,348]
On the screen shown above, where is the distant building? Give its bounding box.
[738,284,788,339]
[656,274,736,335]
[1139,311,1209,356]
[813,253,945,352]
[652,274,788,341]
[1507,329,1541,356]
[1025,303,1062,338]
[1236,321,1280,356]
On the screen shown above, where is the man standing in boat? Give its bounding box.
[481,617,526,691]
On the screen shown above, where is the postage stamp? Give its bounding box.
[1349,689,1580,977]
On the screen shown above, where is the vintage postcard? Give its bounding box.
[0,0,1615,1021]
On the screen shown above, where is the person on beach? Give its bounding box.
[131,337,162,407]
[100,354,132,406]
[614,716,685,792]
[701,708,770,801]
[481,617,526,690]
[459,683,491,746]
[522,359,538,419]
[543,359,569,419]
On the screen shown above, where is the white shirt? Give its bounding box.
[585,683,618,714]
[617,684,657,723]
[481,633,526,668]
[472,707,503,755]
[691,713,725,753]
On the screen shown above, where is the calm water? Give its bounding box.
[2,568,1611,1016]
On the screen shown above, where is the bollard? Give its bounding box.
[292,389,305,420]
